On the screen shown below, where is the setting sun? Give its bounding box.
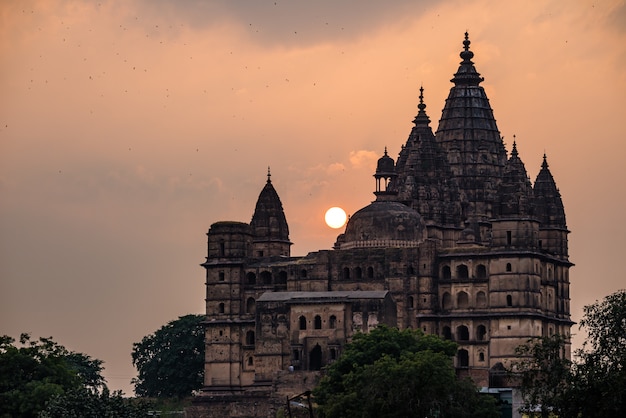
[324,207,348,229]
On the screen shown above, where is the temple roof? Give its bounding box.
[392,87,461,225]
[533,154,567,228]
[496,140,534,217]
[250,168,291,243]
[257,291,389,303]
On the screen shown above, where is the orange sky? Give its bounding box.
[1,0,625,394]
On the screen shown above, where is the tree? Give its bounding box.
[131,314,205,398]
[40,386,153,418]
[0,333,106,418]
[512,290,626,418]
[512,334,575,418]
[313,325,499,418]
[573,289,626,417]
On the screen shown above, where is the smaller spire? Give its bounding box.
[511,135,518,158]
[267,166,272,183]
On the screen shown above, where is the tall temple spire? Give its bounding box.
[435,33,507,222]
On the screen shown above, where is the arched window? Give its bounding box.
[442,292,452,310]
[330,348,337,360]
[248,356,254,366]
[457,291,469,308]
[458,349,469,367]
[367,267,374,279]
[479,352,485,362]
[456,325,469,341]
[246,297,256,314]
[442,265,452,279]
[457,264,469,279]
[246,272,256,285]
[299,315,307,330]
[355,267,362,279]
[218,303,225,314]
[245,330,255,346]
[314,315,322,329]
[343,267,350,280]
[442,326,452,340]
[329,315,337,329]
[261,271,272,285]
[506,263,512,272]
[476,291,487,308]
[476,264,487,279]
[407,265,415,275]
[278,271,288,284]
[408,296,414,309]
[476,325,487,341]
[300,269,307,278]
[219,240,225,257]
[506,294,513,307]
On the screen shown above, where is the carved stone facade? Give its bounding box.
[191,34,572,417]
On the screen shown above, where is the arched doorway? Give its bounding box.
[309,344,322,371]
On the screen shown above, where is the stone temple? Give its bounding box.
[188,33,572,417]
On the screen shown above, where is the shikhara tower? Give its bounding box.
[189,33,572,418]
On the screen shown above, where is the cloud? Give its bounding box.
[349,150,378,170]
[136,0,444,47]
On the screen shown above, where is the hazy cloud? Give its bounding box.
[349,150,379,169]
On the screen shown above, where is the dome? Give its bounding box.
[338,201,425,249]
[376,148,395,176]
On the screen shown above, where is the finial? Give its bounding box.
[384,146,388,156]
[542,153,549,169]
[267,166,271,183]
[460,31,474,61]
[418,85,426,112]
[412,85,430,125]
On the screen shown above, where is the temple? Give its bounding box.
[188,33,572,418]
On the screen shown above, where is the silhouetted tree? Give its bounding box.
[512,289,626,417]
[0,333,105,418]
[131,314,205,398]
[313,325,499,418]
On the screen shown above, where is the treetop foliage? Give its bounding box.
[513,289,626,418]
[131,314,205,398]
[0,333,107,418]
[313,325,498,418]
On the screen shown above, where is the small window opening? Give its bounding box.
[355,267,362,279]
[314,315,322,329]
